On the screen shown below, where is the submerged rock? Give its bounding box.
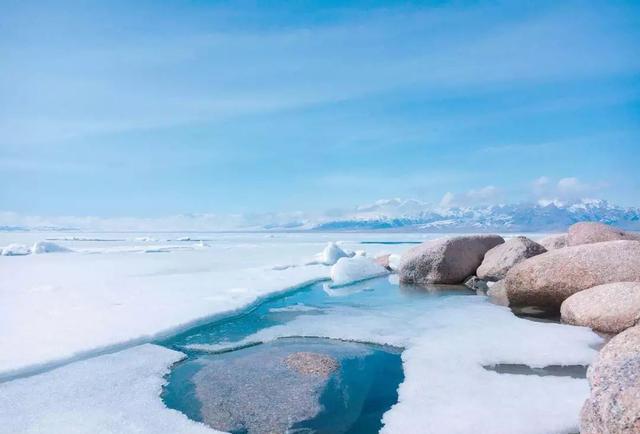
[581,325,640,434]
[538,233,568,251]
[567,222,640,246]
[477,236,546,281]
[399,235,504,284]
[192,344,334,434]
[505,240,640,308]
[561,282,640,334]
[285,352,339,377]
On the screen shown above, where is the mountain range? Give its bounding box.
[308,199,640,232]
[2,199,640,233]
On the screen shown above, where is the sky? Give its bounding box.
[1,0,640,219]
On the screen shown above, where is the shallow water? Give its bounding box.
[159,277,474,433]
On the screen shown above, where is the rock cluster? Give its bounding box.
[399,235,504,284]
[395,221,640,433]
[504,240,640,308]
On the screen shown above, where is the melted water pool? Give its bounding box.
[158,277,474,433]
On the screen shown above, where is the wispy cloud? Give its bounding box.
[2,1,639,146]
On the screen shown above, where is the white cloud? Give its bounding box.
[531,176,604,205]
[438,185,502,208]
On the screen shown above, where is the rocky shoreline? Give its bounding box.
[397,221,640,433]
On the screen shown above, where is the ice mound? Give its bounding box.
[316,242,353,265]
[32,241,71,254]
[1,243,31,256]
[330,256,389,286]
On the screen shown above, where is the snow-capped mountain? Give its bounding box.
[2,199,639,233]
[311,199,640,232]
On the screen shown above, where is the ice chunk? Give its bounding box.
[316,242,351,265]
[31,241,71,254]
[0,344,216,434]
[1,243,30,256]
[330,256,389,286]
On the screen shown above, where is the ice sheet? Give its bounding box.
[0,232,411,378]
[0,344,218,434]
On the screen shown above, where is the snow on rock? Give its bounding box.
[1,243,30,256]
[0,344,218,434]
[330,256,389,286]
[31,241,71,254]
[316,242,352,265]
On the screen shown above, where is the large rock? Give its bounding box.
[477,236,547,281]
[567,222,640,246]
[505,240,640,308]
[561,282,640,334]
[399,235,504,284]
[538,233,567,251]
[581,325,640,434]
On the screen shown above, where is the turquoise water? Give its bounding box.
[159,277,474,433]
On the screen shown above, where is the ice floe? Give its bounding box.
[31,241,71,254]
[0,344,217,434]
[1,243,30,256]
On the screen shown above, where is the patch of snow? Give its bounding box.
[329,256,389,286]
[0,344,218,434]
[315,242,351,265]
[31,241,71,254]
[1,243,30,256]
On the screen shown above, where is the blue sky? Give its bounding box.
[1,0,639,217]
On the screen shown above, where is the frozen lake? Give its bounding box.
[0,231,601,434]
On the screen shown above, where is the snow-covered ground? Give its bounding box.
[0,345,218,434]
[0,231,598,434]
[0,231,417,378]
